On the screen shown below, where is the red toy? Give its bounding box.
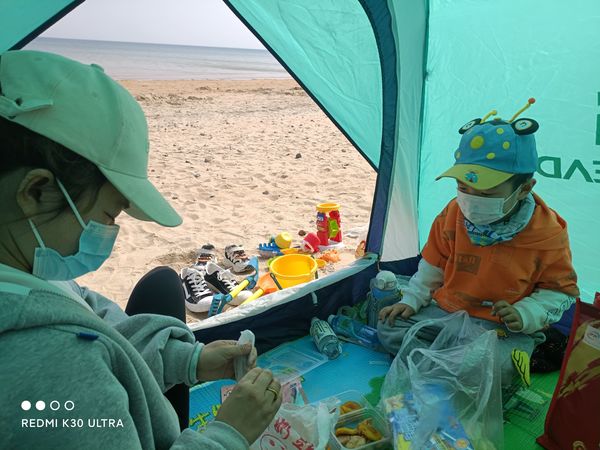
[315,203,342,247]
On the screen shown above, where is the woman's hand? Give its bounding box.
[216,368,282,444]
[379,303,416,325]
[196,340,257,382]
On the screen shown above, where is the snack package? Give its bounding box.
[379,312,503,449]
[537,299,600,449]
[383,387,474,450]
[250,402,338,450]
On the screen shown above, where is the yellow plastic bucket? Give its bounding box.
[269,254,317,288]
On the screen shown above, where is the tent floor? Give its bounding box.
[189,336,558,448]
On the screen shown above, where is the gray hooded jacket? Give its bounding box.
[0,263,248,449]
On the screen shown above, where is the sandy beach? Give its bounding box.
[77,79,376,324]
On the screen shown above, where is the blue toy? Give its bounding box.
[257,239,283,258]
[208,257,259,317]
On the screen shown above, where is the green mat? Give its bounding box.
[503,371,558,449]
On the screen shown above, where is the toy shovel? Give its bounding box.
[209,257,259,316]
[240,272,280,305]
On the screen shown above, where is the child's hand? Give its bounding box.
[492,301,523,331]
[379,303,416,325]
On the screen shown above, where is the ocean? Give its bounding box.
[24,37,290,81]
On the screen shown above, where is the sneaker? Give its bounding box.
[204,262,239,294]
[194,243,217,268]
[180,266,213,312]
[223,244,253,273]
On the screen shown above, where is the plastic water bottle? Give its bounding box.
[367,271,400,327]
[371,271,398,300]
[327,314,380,349]
[310,317,342,359]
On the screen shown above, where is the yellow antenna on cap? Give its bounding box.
[509,98,536,123]
[480,109,497,124]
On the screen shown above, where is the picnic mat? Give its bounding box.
[189,335,559,449]
[189,336,391,430]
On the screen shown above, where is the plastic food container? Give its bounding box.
[319,390,371,416]
[329,407,391,450]
[258,346,328,385]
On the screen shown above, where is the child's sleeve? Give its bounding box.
[400,258,444,313]
[535,248,580,298]
[420,205,452,270]
[512,289,576,334]
[512,245,579,334]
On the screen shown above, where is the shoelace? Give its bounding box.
[216,270,237,291]
[187,271,211,296]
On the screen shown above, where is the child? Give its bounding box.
[378,100,579,385]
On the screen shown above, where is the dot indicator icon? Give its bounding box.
[35,401,46,411]
[21,401,31,411]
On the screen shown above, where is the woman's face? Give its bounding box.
[0,168,130,274]
[33,180,129,258]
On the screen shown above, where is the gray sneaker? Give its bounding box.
[194,243,217,269]
[223,244,253,273]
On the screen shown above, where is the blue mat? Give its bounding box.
[189,335,558,450]
[188,336,392,430]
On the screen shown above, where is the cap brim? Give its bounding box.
[436,164,513,190]
[99,167,182,227]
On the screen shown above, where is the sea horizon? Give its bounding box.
[25,37,291,81]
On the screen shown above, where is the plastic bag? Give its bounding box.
[380,311,503,449]
[250,401,339,450]
[234,329,255,381]
[537,299,600,449]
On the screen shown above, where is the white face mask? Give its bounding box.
[456,185,522,225]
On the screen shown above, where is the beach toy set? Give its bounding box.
[258,202,344,257]
[236,202,347,309]
[240,253,318,305]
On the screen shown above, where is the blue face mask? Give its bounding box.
[29,179,120,281]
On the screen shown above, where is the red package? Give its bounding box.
[537,299,600,449]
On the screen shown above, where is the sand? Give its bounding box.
[77,79,377,324]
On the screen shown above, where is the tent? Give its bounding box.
[3,0,600,350]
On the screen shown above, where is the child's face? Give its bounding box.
[457,176,535,215]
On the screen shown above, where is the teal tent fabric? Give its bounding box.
[0,0,83,51]
[223,0,383,169]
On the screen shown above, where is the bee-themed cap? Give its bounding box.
[436,98,539,190]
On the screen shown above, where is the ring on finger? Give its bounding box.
[266,385,280,400]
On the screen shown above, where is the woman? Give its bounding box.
[0,50,281,449]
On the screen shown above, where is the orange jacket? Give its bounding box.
[421,193,579,323]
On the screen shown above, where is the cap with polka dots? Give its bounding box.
[437,98,539,190]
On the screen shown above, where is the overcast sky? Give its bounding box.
[41,0,264,49]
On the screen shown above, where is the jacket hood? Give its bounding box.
[0,264,114,337]
[507,193,571,250]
